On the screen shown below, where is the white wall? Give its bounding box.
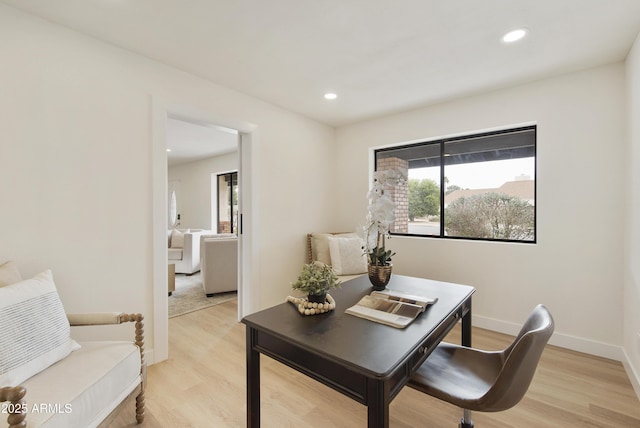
[335,63,627,359]
[0,5,336,356]
[624,33,640,395]
[168,152,238,231]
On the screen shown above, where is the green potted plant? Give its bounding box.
[291,262,341,303]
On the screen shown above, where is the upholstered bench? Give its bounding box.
[0,262,145,428]
[306,232,366,281]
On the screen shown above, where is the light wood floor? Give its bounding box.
[113,299,640,427]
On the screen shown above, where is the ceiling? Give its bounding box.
[165,117,238,166]
[3,0,640,158]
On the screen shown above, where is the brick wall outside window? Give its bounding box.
[376,157,408,233]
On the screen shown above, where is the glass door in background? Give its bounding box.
[217,171,238,234]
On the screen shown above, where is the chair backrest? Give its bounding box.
[481,304,554,411]
[201,237,238,294]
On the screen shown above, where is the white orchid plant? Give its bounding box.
[362,168,407,266]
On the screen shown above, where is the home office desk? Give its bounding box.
[241,274,475,428]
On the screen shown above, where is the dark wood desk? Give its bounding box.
[242,274,475,428]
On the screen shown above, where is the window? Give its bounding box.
[375,125,536,243]
[217,171,238,234]
[169,190,177,226]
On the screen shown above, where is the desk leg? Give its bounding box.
[462,299,472,348]
[367,379,389,428]
[246,328,260,428]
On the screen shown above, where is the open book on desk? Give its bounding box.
[345,289,438,328]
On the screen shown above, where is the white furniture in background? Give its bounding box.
[168,229,210,274]
[200,234,238,297]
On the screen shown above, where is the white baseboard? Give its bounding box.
[144,349,155,366]
[475,315,640,400]
[473,315,624,361]
[621,349,640,401]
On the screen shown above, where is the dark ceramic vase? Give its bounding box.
[368,264,392,291]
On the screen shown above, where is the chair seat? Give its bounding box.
[22,341,142,427]
[408,304,554,422]
[409,342,506,411]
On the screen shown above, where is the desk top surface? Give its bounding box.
[242,274,475,378]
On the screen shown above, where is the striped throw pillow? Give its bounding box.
[0,270,80,386]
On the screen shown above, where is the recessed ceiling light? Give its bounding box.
[166,149,172,152]
[502,28,528,43]
[324,93,337,100]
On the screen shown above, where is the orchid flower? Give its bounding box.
[362,168,407,266]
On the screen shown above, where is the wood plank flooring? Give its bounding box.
[113,299,640,427]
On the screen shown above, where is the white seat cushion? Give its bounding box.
[337,274,365,282]
[168,248,183,261]
[22,341,141,428]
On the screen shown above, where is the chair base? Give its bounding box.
[459,409,474,428]
[459,419,474,428]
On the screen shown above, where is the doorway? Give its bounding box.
[152,99,256,363]
[166,117,239,320]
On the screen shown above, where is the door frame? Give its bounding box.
[152,98,257,362]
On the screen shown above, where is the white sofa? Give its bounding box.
[0,262,145,428]
[168,229,210,274]
[200,234,238,297]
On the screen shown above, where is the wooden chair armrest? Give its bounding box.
[0,385,27,428]
[67,312,124,326]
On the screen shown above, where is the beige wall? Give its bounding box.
[334,63,627,359]
[0,5,336,357]
[625,32,640,395]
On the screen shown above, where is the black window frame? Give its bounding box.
[216,171,238,235]
[375,125,537,244]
